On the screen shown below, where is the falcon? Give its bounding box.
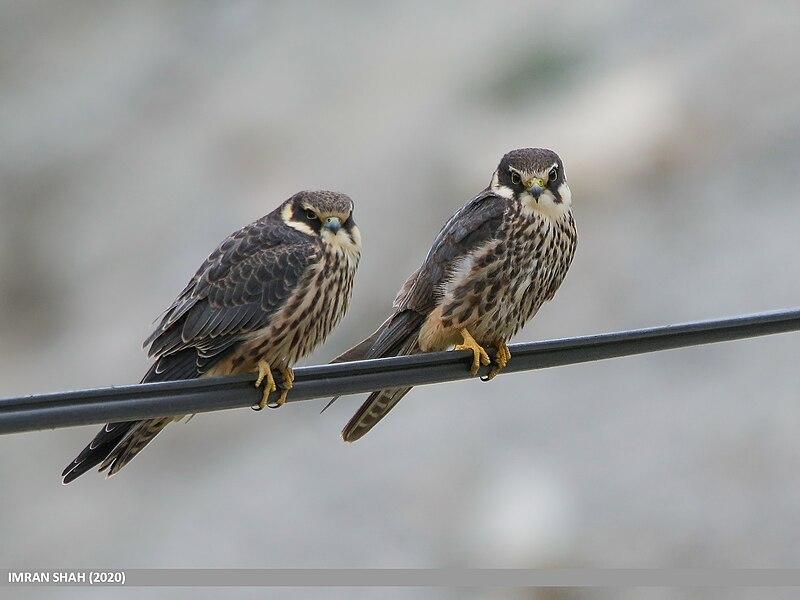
[333,148,576,442]
[62,190,361,483]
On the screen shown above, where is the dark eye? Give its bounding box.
[548,167,559,183]
[510,171,521,185]
[304,209,318,221]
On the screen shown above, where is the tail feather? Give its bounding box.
[330,336,376,363]
[61,421,137,484]
[341,386,412,442]
[98,417,176,477]
[322,316,398,414]
[330,317,392,363]
[61,417,178,484]
[364,311,424,360]
[335,310,424,440]
[62,349,200,484]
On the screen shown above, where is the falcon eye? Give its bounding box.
[548,167,559,183]
[510,171,521,185]
[304,209,318,221]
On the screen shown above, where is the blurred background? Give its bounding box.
[2,1,800,599]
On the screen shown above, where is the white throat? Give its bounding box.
[490,171,573,222]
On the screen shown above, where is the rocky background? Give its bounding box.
[2,1,800,599]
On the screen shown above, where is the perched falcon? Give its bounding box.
[333,148,576,442]
[62,190,361,483]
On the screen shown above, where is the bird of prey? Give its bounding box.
[333,148,576,442]
[62,190,361,483]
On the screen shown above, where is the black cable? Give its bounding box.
[1,307,799,435]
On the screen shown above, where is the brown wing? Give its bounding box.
[62,211,321,484]
[142,212,320,382]
[393,189,507,314]
[336,190,508,440]
[362,189,508,358]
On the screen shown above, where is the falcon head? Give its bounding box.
[490,148,572,218]
[282,190,361,252]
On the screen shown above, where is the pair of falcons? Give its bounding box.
[62,148,578,483]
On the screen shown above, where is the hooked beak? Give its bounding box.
[323,216,341,234]
[526,177,545,200]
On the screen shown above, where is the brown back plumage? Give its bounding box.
[336,148,576,441]
[62,191,361,483]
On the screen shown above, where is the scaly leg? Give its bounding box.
[274,364,295,407]
[253,359,277,411]
[454,328,491,375]
[484,341,511,381]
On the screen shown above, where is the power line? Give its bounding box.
[1,307,799,435]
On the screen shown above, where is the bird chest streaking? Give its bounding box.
[62,190,361,483]
[333,148,577,442]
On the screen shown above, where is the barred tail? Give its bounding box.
[61,421,137,484]
[61,348,199,484]
[341,386,413,442]
[98,417,176,477]
[336,309,424,440]
[61,417,176,484]
[325,309,424,438]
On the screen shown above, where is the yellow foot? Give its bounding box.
[454,328,491,375]
[252,359,277,411]
[274,364,295,407]
[483,341,511,381]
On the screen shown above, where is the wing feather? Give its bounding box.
[395,189,507,314]
[329,189,508,438]
[144,212,320,375]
